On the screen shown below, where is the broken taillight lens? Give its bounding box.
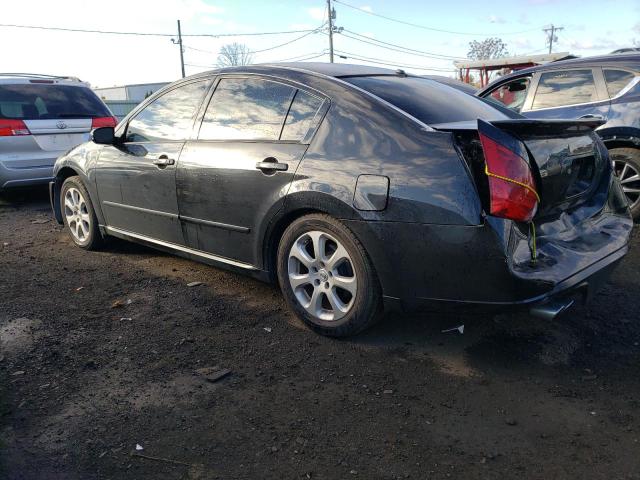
[0,119,30,136]
[479,130,539,222]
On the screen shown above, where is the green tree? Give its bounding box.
[467,38,509,60]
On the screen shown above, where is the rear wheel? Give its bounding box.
[611,148,640,220]
[61,176,104,250]
[277,214,382,337]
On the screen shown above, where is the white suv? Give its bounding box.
[0,74,116,190]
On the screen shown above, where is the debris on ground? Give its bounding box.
[195,366,232,383]
[30,219,49,224]
[187,281,203,287]
[135,444,144,451]
[111,299,132,308]
[441,324,465,334]
[75,287,84,292]
[263,327,272,333]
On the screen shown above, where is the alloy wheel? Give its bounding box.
[287,230,357,321]
[613,159,640,211]
[64,187,91,243]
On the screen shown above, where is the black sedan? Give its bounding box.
[50,63,633,336]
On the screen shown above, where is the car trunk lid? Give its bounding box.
[433,118,609,219]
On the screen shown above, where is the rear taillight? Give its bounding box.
[479,130,539,222]
[0,119,30,137]
[91,116,118,128]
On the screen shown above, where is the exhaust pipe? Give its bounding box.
[529,298,575,321]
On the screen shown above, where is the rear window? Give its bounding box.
[0,83,110,120]
[343,76,511,125]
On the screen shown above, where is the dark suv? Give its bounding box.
[478,53,640,219]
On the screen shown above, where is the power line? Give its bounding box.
[340,29,465,60]
[335,49,456,72]
[183,24,326,56]
[184,50,329,70]
[333,0,541,36]
[0,23,318,38]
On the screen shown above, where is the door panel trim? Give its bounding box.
[104,226,258,270]
[102,200,178,219]
[181,215,250,233]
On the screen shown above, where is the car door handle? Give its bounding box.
[579,114,604,120]
[256,158,288,173]
[151,154,175,167]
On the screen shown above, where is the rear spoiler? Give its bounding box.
[431,117,606,134]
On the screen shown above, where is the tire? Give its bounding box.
[610,148,640,221]
[277,213,382,337]
[60,176,104,250]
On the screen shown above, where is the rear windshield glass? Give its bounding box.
[343,76,513,125]
[0,84,110,120]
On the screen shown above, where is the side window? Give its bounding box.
[604,69,636,98]
[126,80,210,142]
[531,69,598,110]
[281,90,324,141]
[199,78,294,141]
[486,77,530,113]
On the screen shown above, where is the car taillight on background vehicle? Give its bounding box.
[479,127,539,223]
[91,116,118,128]
[0,119,31,136]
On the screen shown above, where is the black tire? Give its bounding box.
[60,176,105,250]
[277,213,382,337]
[610,147,640,221]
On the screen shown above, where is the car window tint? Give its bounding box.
[604,69,635,97]
[486,77,530,113]
[281,90,324,141]
[344,76,512,125]
[200,78,295,141]
[531,69,598,110]
[0,84,110,120]
[126,80,210,142]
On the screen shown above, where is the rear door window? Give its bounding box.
[0,84,110,120]
[199,78,295,141]
[604,69,636,97]
[281,90,324,141]
[531,69,598,110]
[126,80,210,142]
[485,77,530,113]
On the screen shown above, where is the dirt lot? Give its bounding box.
[1,187,639,480]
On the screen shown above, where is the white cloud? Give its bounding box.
[488,15,506,24]
[359,5,373,12]
[307,7,325,21]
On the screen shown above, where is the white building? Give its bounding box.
[94,82,169,102]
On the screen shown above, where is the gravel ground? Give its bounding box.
[1,187,639,480]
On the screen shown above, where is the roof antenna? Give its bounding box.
[396,69,407,77]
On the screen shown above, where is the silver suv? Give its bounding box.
[0,74,116,190]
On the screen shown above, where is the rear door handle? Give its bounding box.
[579,114,604,120]
[256,157,288,173]
[151,154,175,167]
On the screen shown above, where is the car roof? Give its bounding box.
[0,73,86,86]
[481,53,640,90]
[189,62,412,81]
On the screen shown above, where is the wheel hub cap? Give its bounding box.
[287,230,357,322]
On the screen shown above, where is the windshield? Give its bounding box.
[0,83,110,120]
[343,75,517,125]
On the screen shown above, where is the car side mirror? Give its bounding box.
[91,127,115,145]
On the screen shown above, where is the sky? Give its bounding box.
[2,0,639,87]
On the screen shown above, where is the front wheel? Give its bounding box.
[611,148,640,220]
[277,214,382,337]
[61,176,104,250]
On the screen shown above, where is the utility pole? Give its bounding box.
[327,0,334,63]
[173,20,186,78]
[543,24,563,54]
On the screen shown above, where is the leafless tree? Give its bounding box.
[467,38,509,60]
[217,43,253,67]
